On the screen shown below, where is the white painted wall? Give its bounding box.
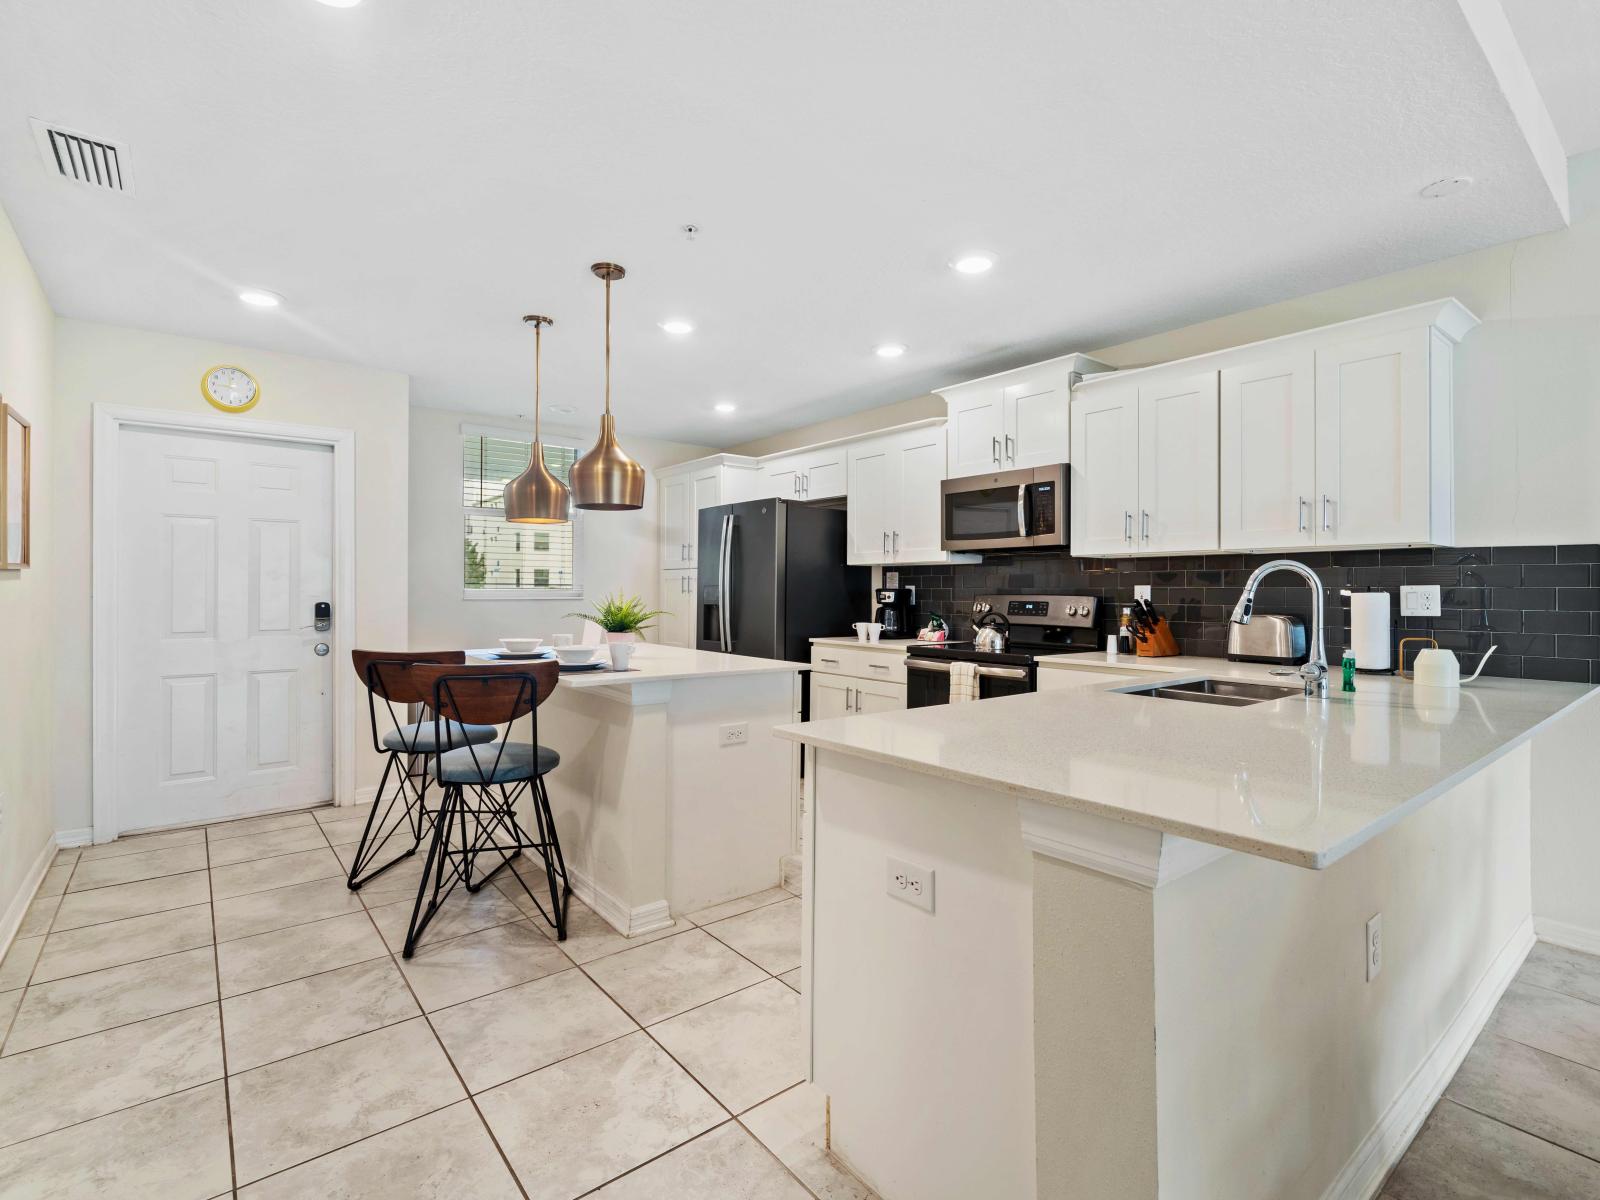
[407,403,708,648]
[1531,696,1600,952]
[50,320,411,832]
[0,202,59,941]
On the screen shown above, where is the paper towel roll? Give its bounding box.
[1347,591,1392,671]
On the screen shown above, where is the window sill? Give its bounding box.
[462,588,585,601]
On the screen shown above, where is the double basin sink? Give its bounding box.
[1122,677,1305,708]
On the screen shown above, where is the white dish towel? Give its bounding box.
[949,661,979,703]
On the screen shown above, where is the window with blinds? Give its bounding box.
[462,433,580,594]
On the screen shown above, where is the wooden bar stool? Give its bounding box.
[402,660,568,957]
[348,650,499,891]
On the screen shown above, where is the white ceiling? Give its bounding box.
[1502,0,1600,159]
[0,0,1576,447]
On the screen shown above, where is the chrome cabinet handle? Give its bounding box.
[1297,498,1307,534]
[882,530,889,556]
[1141,510,1150,541]
[1005,434,1015,463]
[1124,511,1133,544]
[1321,494,1332,532]
[992,436,1001,466]
[819,657,840,666]
[892,530,899,555]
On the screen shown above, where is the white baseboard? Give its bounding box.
[54,827,93,848]
[566,865,674,938]
[0,833,60,964]
[1318,914,1534,1200]
[1534,917,1600,957]
[350,784,379,807]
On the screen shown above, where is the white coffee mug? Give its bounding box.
[610,642,634,672]
[552,633,574,647]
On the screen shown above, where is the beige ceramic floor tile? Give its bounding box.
[0,1081,232,1200]
[477,1031,724,1200]
[0,991,18,1041]
[368,885,524,952]
[316,801,374,826]
[1520,942,1600,1007]
[1489,981,1600,1071]
[238,1099,521,1199]
[398,919,570,1012]
[335,844,428,905]
[206,823,332,867]
[1384,1097,1600,1199]
[1446,1030,1600,1161]
[686,887,793,927]
[213,875,366,943]
[590,1121,811,1199]
[0,936,43,991]
[222,956,420,1072]
[0,1005,222,1147]
[52,871,210,931]
[743,1083,879,1200]
[432,966,635,1093]
[3,945,217,1056]
[503,888,680,964]
[229,1016,464,1185]
[316,814,384,847]
[217,911,387,998]
[206,809,319,840]
[649,979,803,1113]
[34,863,74,899]
[779,968,802,993]
[66,843,209,892]
[31,904,213,984]
[211,847,344,899]
[584,929,766,1026]
[76,828,206,861]
[16,893,61,938]
[704,898,802,975]
[52,848,81,867]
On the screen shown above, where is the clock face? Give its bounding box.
[202,366,259,412]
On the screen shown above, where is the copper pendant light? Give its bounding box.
[570,262,646,511]
[504,314,572,524]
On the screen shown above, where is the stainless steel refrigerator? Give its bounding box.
[697,499,869,661]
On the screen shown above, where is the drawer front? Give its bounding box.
[810,645,908,684]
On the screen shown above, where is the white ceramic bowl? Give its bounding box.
[499,637,544,654]
[553,644,601,665]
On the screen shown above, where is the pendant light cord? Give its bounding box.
[604,273,612,417]
[533,320,542,444]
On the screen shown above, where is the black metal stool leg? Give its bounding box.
[403,784,460,958]
[347,749,434,891]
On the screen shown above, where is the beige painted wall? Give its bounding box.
[50,320,411,833]
[407,404,709,648]
[0,204,58,932]
[724,393,944,458]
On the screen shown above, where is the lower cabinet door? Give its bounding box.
[854,679,907,713]
[657,569,694,647]
[810,673,852,720]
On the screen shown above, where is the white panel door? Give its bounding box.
[945,385,1006,476]
[1219,354,1315,551]
[1005,373,1071,469]
[657,568,694,647]
[846,440,891,565]
[1137,372,1219,553]
[659,474,692,567]
[890,428,947,562]
[1069,386,1140,556]
[115,426,334,831]
[1315,329,1431,545]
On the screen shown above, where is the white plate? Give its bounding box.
[558,660,609,672]
[495,650,552,660]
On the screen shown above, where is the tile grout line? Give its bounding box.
[1437,1094,1600,1169]
[203,822,241,1197]
[0,847,84,1057]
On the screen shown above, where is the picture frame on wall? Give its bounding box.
[1,399,30,569]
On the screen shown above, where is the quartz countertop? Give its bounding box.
[809,636,916,653]
[467,643,803,688]
[777,655,1596,869]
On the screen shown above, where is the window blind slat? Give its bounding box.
[462,435,579,592]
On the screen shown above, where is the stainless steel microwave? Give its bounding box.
[940,464,1069,551]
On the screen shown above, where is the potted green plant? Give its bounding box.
[566,593,667,644]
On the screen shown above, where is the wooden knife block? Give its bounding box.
[1136,617,1181,657]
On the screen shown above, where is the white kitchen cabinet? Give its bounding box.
[846,425,976,566]
[846,439,892,564]
[1136,371,1219,554]
[1069,384,1141,555]
[940,354,1109,477]
[660,474,693,567]
[811,673,853,720]
[656,455,759,571]
[853,676,907,713]
[1219,353,1316,551]
[656,568,696,648]
[754,447,848,501]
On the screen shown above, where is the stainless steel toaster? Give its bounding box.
[1226,613,1307,664]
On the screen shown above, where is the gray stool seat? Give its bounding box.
[382,720,498,753]
[431,742,560,784]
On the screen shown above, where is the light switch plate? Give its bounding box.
[1399,585,1441,617]
[886,856,934,913]
[884,570,900,589]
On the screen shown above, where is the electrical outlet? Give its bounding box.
[886,856,934,913]
[1366,913,1383,981]
[1399,585,1440,617]
[718,723,748,747]
[1133,584,1152,603]
[884,570,900,589]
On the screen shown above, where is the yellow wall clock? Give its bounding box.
[201,364,260,413]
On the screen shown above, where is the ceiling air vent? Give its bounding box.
[30,118,134,194]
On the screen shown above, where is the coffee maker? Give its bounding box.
[873,587,917,639]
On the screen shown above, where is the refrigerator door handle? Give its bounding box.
[718,514,733,652]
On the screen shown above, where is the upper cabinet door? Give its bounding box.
[846,440,892,565]
[659,475,692,566]
[1219,353,1315,551]
[688,471,719,560]
[944,386,1006,476]
[758,455,803,501]
[1137,372,1219,553]
[1314,329,1431,546]
[801,449,847,500]
[890,427,948,562]
[1005,371,1071,469]
[1070,386,1140,556]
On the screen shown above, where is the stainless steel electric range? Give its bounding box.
[905,593,1101,708]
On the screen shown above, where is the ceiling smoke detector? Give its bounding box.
[31,119,133,193]
[1420,176,1473,199]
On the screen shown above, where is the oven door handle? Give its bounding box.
[906,659,1030,681]
[906,659,951,674]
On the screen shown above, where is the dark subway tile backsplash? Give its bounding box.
[896,545,1600,685]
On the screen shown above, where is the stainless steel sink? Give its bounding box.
[1123,678,1306,707]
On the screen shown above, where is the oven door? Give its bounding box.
[906,658,1033,707]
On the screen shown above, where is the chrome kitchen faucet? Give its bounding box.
[1230,559,1329,698]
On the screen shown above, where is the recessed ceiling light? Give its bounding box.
[238,289,282,309]
[548,404,576,416]
[1420,176,1473,199]
[714,402,737,415]
[659,319,695,335]
[874,343,906,359]
[315,0,363,8]
[950,253,994,275]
